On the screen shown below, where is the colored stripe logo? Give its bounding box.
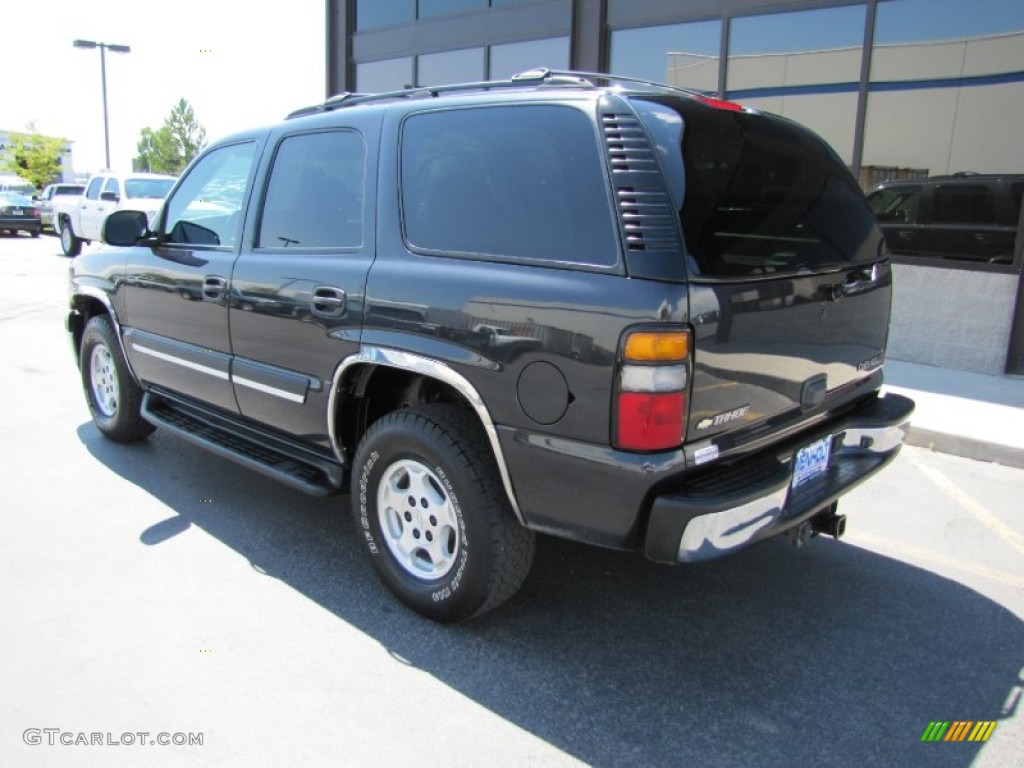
[921,721,997,742]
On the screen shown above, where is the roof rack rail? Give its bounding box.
[285,67,711,119]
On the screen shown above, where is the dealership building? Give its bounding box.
[325,0,1024,375]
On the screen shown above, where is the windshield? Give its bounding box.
[125,178,175,199]
[0,193,34,206]
[55,185,85,196]
[631,97,883,278]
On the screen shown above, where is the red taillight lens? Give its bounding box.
[614,328,691,452]
[617,392,686,452]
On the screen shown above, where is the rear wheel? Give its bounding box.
[60,219,82,256]
[80,315,154,442]
[30,229,40,238]
[351,404,534,622]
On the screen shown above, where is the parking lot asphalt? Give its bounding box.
[1,233,1021,767]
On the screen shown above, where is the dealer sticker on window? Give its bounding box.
[792,434,832,489]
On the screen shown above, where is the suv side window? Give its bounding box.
[103,178,120,198]
[257,130,365,249]
[401,105,618,267]
[932,184,995,225]
[163,142,257,247]
[868,186,921,224]
[85,177,103,200]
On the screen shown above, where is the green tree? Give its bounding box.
[133,126,179,173]
[1,124,68,190]
[133,98,208,174]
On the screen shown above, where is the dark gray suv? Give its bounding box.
[867,173,1023,265]
[68,70,914,622]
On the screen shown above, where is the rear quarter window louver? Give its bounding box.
[600,109,685,280]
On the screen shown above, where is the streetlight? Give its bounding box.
[73,39,131,170]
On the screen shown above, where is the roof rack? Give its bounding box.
[285,67,709,119]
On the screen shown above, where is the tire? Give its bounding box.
[60,219,82,257]
[351,404,535,622]
[31,229,40,238]
[79,315,155,442]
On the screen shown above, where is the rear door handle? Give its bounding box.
[203,276,226,300]
[312,286,346,318]
[823,264,880,301]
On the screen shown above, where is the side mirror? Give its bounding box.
[100,191,120,203]
[103,210,150,246]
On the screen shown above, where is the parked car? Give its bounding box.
[866,174,1023,265]
[0,192,41,236]
[34,183,86,231]
[68,68,913,622]
[54,171,176,256]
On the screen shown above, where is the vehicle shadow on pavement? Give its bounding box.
[79,423,1022,767]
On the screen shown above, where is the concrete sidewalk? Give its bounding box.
[882,359,1024,469]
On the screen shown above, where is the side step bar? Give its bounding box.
[142,393,345,496]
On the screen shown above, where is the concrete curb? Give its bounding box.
[905,426,1024,470]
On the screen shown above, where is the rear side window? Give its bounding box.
[258,130,365,249]
[932,185,995,225]
[401,105,617,267]
[638,98,881,278]
[868,186,921,224]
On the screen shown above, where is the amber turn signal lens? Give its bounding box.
[623,331,689,362]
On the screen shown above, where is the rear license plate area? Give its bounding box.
[792,434,832,490]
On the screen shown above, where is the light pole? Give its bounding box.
[73,39,131,170]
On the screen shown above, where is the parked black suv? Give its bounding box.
[867,173,1023,265]
[67,70,914,622]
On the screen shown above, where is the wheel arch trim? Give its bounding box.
[329,346,525,525]
[72,286,141,385]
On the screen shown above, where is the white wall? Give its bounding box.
[888,264,1017,374]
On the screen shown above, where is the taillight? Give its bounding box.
[614,329,691,452]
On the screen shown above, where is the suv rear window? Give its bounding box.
[401,105,618,267]
[633,98,881,278]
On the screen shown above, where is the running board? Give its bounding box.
[142,393,345,496]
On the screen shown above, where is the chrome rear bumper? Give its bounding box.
[644,393,915,563]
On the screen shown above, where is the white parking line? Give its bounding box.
[908,452,1024,558]
[845,531,1024,589]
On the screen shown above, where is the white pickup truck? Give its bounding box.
[55,171,175,256]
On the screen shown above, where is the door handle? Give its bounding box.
[203,276,226,300]
[312,286,346,318]
[823,263,879,301]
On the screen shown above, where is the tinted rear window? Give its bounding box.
[633,97,882,278]
[401,105,618,267]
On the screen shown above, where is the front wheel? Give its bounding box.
[351,404,535,622]
[60,219,82,257]
[80,315,154,442]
